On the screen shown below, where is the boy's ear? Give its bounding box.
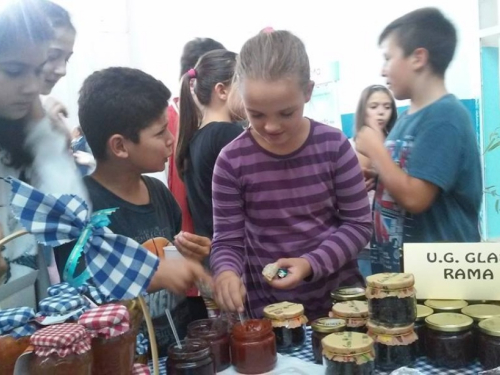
[108,134,129,159]
[411,47,429,71]
[304,80,315,103]
[214,82,229,101]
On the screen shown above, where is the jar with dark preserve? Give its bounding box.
[322,332,375,375]
[331,286,366,305]
[424,299,468,313]
[414,304,433,357]
[478,317,500,369]
[263,302,307,352]
[78,304,136,375]
[166,339,216,375]
[367,321,418,371]
[366,273,416,327]
[311,318,346,364]
[425,313,475,368]
[461,304,500,325]
[29,323,92,375]
[187,318,230,372]
[330,300,369,333]
[231,319,277,374]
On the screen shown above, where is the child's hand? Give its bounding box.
[150,257,212,295]
[356,125,385,158]
[213,270,246,313]
[174,232,211,261]
[267,258,312,290]
[43,97,71,141]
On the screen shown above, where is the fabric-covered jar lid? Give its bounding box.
[366,273,415,290]
[38,292,89,317]
[47,282,87,297]
[78,303,130,338]
[30,323,91,357]
[331,301,369,318]
[0,307,36,338]
[263,301,308,328]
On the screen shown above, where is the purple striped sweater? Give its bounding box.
[210,120,372,320]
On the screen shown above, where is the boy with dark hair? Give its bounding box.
[356,8,482,273]
[56,67,211,354]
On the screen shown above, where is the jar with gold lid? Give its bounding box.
[414,304,433,356]
[331,286,366,305]
[311,318,346,364]
[330,301,369,333]
[478,317,500,369]
[425,313,475,368]
[263,302,308,352]
[366,273,416,327]
[322,332,375,375]
[424,299,468,313]
[461,304,500,323]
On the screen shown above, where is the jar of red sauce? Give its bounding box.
[231,319,277,374]
[29,323,92,375]
[187,319,230,372]
[78,304,136,375]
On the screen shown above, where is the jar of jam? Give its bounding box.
[330,301,369,333]
[322,332,375,375]
[230,319,277,374]
[166,339,216,375]
[187,319,230,372]
[78,304,136,375]
[425,313,475,368]
[414,304,433,356]
[311,318,346,364]
[331,286,366,305]
[29,323,92,375]
[461,304,500,324]
[366,273,416,327]
[367,321,418,371]
[424,299,468,313]
[478,316,500,369]
[263,302,307,352]
[0,307,37,374]
[203,298,221,319]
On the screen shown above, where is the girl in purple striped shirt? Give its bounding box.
[211,30,373,320]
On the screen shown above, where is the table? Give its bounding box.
[153,327,485,374]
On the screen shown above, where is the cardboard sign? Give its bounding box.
[403,242,500,301]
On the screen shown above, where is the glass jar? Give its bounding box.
[425,313,475,368]
[187,319,230,372]
[78,304,136,375]
[330,301,369,333]
[414,304,433,357]
[462,304,500,324]
[166,339,216,375]
[322,332,375,375]
[311,318,346,364]
[478,316,500,369]
[367,321,418,371]
[366,273,416,327]
[0,335,31,375]
[230,319,277,374]
[424,299,468,313]
[331,286,366,305]
[29,323,92,375]
[263,302,307,352]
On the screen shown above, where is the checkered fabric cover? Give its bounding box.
[132,363,151,375]
[0,307,36,338]
[136,332,149,355]
[5,177,159,301]
[78,304,130,338]
[30,323,91,357]
[47,282,87,296]
[38,292,89,319]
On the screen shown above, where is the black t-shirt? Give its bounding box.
[184,121,244,238]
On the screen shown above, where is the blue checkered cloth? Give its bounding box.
[0,307,37,338]
[5,177,159,301]
[136,333,149,356]
[153,327,485,374]
[38,292,90,320]
[47,282,87,297]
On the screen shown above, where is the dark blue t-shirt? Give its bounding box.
[371,94,482,272]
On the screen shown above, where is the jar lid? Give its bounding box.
[330,287,366,301]
[263,302,304,320]
[461,304,500,322]
[331,301,369,318]
[366,321,414,335]
[416,304,434,321]
[479,317,500,337]
[425,313,473,332]
[30,323,91,357]
[78,304,130,338]
[366,273,414,290]
[322,332,373,355]
[311,318,346,333]
[424,299,468,311]
[168,339,212,362]
[0,307,35,335]
[38,292,89,315]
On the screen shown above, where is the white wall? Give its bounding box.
[51,0,480,128]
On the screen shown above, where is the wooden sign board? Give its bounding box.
[403,243,500,301]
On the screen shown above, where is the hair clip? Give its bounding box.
[187,68,197,79]
[261,26,275,34]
